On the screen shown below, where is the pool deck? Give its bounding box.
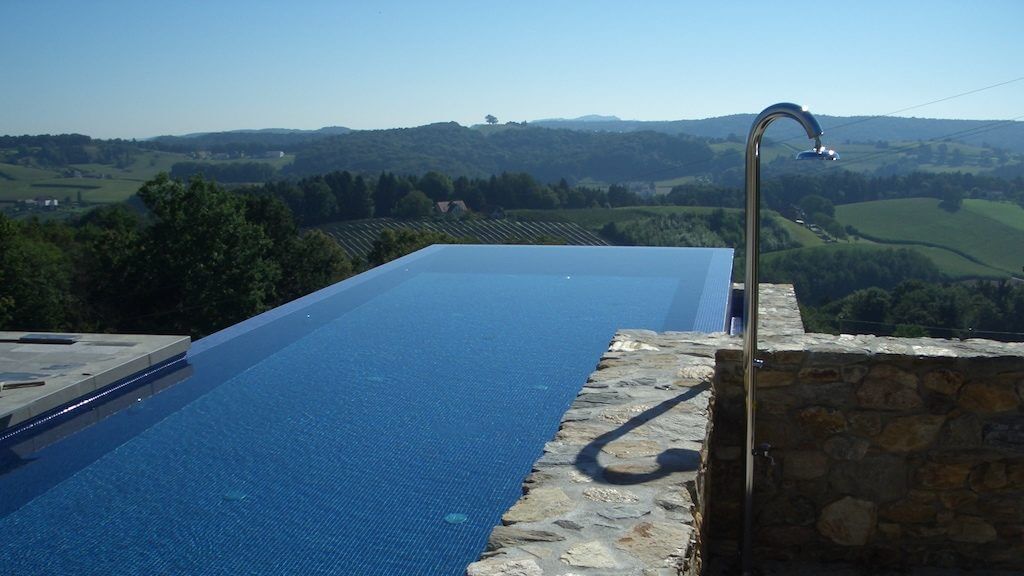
[0,331,190,431]
[466,285,801,576]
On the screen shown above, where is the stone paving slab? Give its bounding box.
[0,331,190,431]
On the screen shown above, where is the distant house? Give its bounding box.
[262,151,285,159]
[435,200,468,216]
[624,181,656,199]
[28,196,59,210]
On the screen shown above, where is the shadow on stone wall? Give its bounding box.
[574,383,708,485]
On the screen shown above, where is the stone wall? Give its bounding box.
[709,333,1024,570]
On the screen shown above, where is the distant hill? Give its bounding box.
[145,126,353,153]
[836,197,1024,278]
[286,122,715,182]
[530,114,1024,153]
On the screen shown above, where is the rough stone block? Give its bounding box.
[798,367,841,383]
[939,414,983,448]
[981,418,1024,454]
[947,516,998,543]
[969,461,1008,492]
[782,450,828,480]
[939,490,979,513]
[842,364,869,384]
[561,541,618,568]
[502,487,573,524]
[848,411,883,437]
[959,382,1020,413]
[758,370,797,388]
[876,414,946,452]
[817,496,877,546]
[915,461,971,490]
[466,556,543,576]
[615,521,690,568]
[823,435,870,461]
[880,492,938,523]
[486,527,565,551]
[976,494,1024,523]
[923,369,965,395]
[583,487,641,503]
[857,365,922,410]
[796,406,848,439]
[758,494,817,526]
[831,456,908,502]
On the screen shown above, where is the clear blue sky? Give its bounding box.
[2,0,1022,139]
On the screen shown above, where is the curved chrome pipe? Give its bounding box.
[742,103,833,575]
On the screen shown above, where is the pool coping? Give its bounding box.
[0,331,190,432]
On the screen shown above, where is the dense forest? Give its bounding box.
[0,174,485,338]
[287,122,715,181]
[0,134,139,168]
[169,161,276,183]
[804,280,1024,340]
[0,176,351,338]
[600,210,799,255]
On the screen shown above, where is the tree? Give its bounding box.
[485,114,498,125]
[277,230,353,302]
[799,195,835,218]
[418,171,454,201]
[938,185,964,212]
[394,190,435,219]
[0,214,72,330]
[367,228,461,266]
[134,174,278,337]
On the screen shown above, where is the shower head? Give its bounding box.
[747,103,838,161]
[795,144,840,160]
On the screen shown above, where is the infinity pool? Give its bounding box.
[0,245,732,575]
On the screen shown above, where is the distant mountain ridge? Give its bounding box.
[146,126,353,153]
[142,113,1024,155]
[155,126,352,139]
[530,114,1024,153]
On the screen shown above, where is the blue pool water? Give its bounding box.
[0,245,732,575]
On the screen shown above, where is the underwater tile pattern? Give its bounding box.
[0,246,732,575]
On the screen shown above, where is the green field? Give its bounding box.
[510,206,823,248]
[836,198,1024,277]
[0,152,294,207]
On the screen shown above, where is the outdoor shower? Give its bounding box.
[742,103,837,575]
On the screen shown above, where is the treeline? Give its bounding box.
[247,170,615,226]
[0,134,138,168]
[143,127,351,154]
[805,280,1024,341]
[169,161,276,183]
[760,244,942,306]
[0,175,352,338]
[668,170,1024,212]
[600,210,799,255]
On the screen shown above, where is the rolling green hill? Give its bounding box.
[836,198,1024,277]
[0,151,293,209]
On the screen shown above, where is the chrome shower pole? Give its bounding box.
[742,103,830,575]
